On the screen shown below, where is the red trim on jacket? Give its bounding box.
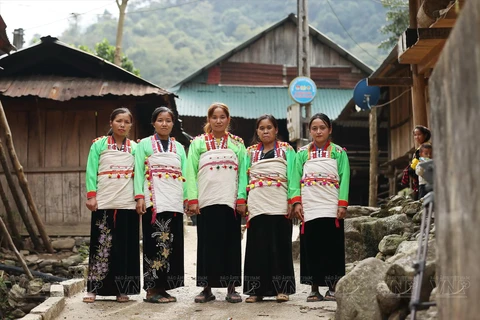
[338,200,348,207]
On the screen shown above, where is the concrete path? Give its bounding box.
[57,225,336,320]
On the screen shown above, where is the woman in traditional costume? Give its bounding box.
[291,113,350,302]
[186,102,247,303]
[134,107,187,303]
[243,114,296,303]
[83,107,140,303]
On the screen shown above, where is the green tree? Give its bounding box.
[78,39,140,76]
[379,0,409,51]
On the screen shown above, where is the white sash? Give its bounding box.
[145,152,183,214]
[247,158,288,219]
[302,157,339,221]
[96,149,136,210]
[198,149,238,209]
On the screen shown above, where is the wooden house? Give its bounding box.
[172,14,374,204]
[0,36,178,235]
[351,0,464,197]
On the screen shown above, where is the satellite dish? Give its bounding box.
[353,79,380,110]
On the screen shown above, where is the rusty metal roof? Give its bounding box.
[0,75,171,101]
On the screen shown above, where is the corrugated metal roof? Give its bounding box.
[174,83,353,120]
[0,75,171,101]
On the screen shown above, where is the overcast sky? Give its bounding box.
[0,0,119,46]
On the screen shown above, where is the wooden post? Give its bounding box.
[297,0,311,146]
[0,140,42,251]
[369,106,378,206]
[0,101,53,253]
[114,0,129,66]
[409,0,428,127]
[0,215,33,280]
[0,178,22,249]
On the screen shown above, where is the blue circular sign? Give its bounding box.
[289,77,317,104]
[353,79,380,110]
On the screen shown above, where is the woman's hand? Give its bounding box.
[287,203,293,218]
[337,207,347,219]
[86,197,98,212]
[292,203,304,221]
[188,203,200,216]
[236,203,247,217]
[136,199,146,215]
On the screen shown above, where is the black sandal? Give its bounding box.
[225,292,242,303]
[194,291,216,303]
[306,291,324,302]
[324,290,336,301]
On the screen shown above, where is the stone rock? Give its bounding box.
[379,235,406,255]
[345,262,359,274]
[41,283,51,293]
[336,258,389,320]
[385,240,436,302]
[24,255,39,265]
[375,252,385,261]
[19,302,39,314]
[401,201,422,217]
[8,285,26,308]
[19,250,30,256]
[358,214,412,259]
[42,265,54,273]
[51,238,75,250]
[346,206,378,218]
[370,208,391,218]
[376,281,402,316]
[412,211,422,224]
[11,308,26,318]
[38,259,57,268]
[72,246,78,253]
[61,254,83,268]
[27,279,43,295]
[388,308,409,320]
[4,259,16,266]
[344,216,377,263]
[18,277,29,289]
[69,265,87,279]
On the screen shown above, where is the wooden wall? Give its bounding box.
[388,86,415,162]
[228,20,363,72]
[0,97,149,235]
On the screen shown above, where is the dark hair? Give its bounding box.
[107,107,133,135]
[252,114,278,144]
[203,102,230,134]
[420,143,432,152]
[414,125,431,143]
[308,113,332,130]
[151,106,175,124]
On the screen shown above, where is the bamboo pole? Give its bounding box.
[0,215,33,279]
[369,106,378,206]
[0,178,22,249]
[0,140,42,250]
[0,101,53,253]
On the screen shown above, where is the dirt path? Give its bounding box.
[57,225,336,320]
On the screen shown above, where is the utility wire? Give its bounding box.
[325,0,382,63]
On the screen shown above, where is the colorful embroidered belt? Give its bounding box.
[98,170,134,179]
[200,160,238,171]
[247,177,287,191]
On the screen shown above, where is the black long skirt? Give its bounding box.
[300,217,345,290]
[142,208,184,291]
[86,209,140,296]
[243,215,296,296]
[196,204,241,288]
